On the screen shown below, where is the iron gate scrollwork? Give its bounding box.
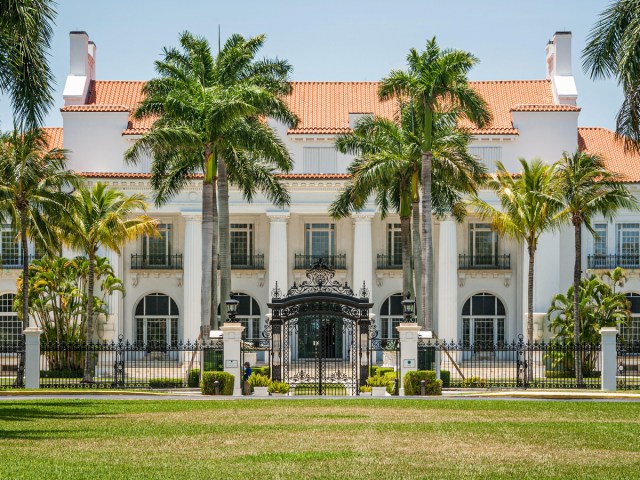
[267,259,373,395]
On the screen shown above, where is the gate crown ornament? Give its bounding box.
[287,258,355,296]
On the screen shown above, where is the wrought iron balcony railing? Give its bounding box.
[1,254,41,269]
[131,254,183,270]
[216,253,265,270]
[376,253,403,270]
[587,254,640,270]
[294,253,346,270]
[458,254,511,270]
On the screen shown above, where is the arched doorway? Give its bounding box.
[218,293,261,339]
[0,293,20,346]
[379,293,403,340]
[134,293,180,349]
[461,293,506,352]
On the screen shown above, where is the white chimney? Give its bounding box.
[545,31,577,105]
[63,31,97,106]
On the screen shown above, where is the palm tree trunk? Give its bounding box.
[82,249,96,382]
[573,221,584,387]
[421,151,433,330]
[400,215,412,297]
[201,180,214,335]
[218,160,231,324]
[14,217,29,387]
[211,174,219,329]
[412,200,422,325]
[527,245,535,382]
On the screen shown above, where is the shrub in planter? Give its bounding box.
[462,376,487,388]
[149,378,184,389]
[268,381,290,394]
[440,370,451,388]
[188,369,200,388]
[366,375,391,387]
[360,385,372,393]
[247,373,271,387]
[403,370,442,396]
[201,371,234,395]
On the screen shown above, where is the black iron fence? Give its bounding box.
[0,343,22,389]
[418,339,603,389]
[294,254,346,270]
[131,254,183,270]
[617,340,640,390]
[587,254,640,269]
[458,254,511,270]
[38,337,222,389]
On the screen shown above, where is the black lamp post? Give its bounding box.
[225,293,239,322]
[401,291,416,322]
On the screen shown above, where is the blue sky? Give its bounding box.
[0,0,622,129]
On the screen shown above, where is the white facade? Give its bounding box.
[3,30,640,350]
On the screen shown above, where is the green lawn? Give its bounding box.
[1,399,639,479]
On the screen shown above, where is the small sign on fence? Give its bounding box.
[403,359,416,368]
[225,360,238,368]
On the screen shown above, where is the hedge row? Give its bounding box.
[403,370,442,396]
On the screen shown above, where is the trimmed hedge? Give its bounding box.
[251,366,270,377]
[149,378,184,389]
[201,371,234,395]
[462,376,487,388]
[403,370,442,396]
[440,370,450,388]
[188,369,200,388]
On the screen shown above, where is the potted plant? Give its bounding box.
[268,381,290,397]
[247,373,271,397]
[367,375,390,397]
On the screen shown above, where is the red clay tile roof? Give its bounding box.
[578,127,640,182]
[79,172,352,180]
[61,104,129,112]
[511,104,581,112]
[78,79,559,137]
[42,127,63,150]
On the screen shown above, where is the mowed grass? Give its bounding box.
[1,399,640,479]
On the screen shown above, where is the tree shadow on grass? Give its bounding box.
[0,401,115,422]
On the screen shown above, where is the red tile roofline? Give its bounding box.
[79,172,352,180]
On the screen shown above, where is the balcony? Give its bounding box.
[376,254,409,270]
[295,253,346,270]
[217,254,265,270]
[131,254,183,270]
[587,254,640,270]
[458,254,511,270]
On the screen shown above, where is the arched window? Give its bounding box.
[0,293,20,346]
[135,293,180,347]
[379,293,403,339]
[461,293,506,349]
[218,294,261,339]
[623,293,640,342]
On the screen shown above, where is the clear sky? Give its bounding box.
[0,0,623,130]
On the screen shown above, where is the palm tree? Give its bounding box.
[379,38,491,330]
[583,0,640,151]
[0,128,78,386]
[470,159,561,346]
[555,150,637,385]
[63,182,157,382]
[0,0,56,129]
[125,32,296,333]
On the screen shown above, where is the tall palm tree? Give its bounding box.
[0,0,56,129]
[63,182,157,382]
[470,159,561,346]
[379,38,491,330]
[555,150,637,385]
[0,128,78,386]
[583,0,640,151]
[125,32,296,333]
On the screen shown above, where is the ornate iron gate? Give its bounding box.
[267,259,373,395]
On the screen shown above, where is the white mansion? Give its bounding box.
[2,30,640,349]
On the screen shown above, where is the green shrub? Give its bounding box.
[403,370,442,396]
[201,371,234,395]
[366,375,392,387]
[440,370,450,388]
[187,369,200,388]
[247,373,271,387]
[268,381,290,394]
[40,369,83,379]
[251,366,270,377]
[360,385,372,393]
[462,376,487,388]
[149,378,183,389]
[377,367,395,376]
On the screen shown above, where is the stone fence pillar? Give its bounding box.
[24,327,42,389]
[397,323,420,396]
[221,322,245,396]
[600,327,618,392]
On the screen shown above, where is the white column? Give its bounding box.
[267,212,289,296]
[183,214,202,341]
[437,215,457,340]
[352,212,374,296]
[221,322,245,396]
[24,327,42,389]
[105,249,122,341]
[600,327,618,392]
[397,322,420,396]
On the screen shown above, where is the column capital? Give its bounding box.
[267,211,290,222]
[182,212,202,223]
[351,211,375,223]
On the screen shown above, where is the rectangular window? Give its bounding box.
[621,317,640,342]
[303,147,337,174]
[594,223,608,255]
[468,146,502,174]
[230,224,254,267]
[142,223,172,266]
[617,223,640,267]
[0,226,20,267]
[387,224,402,265]
[305,223,335,258]
[469,223,498,266]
